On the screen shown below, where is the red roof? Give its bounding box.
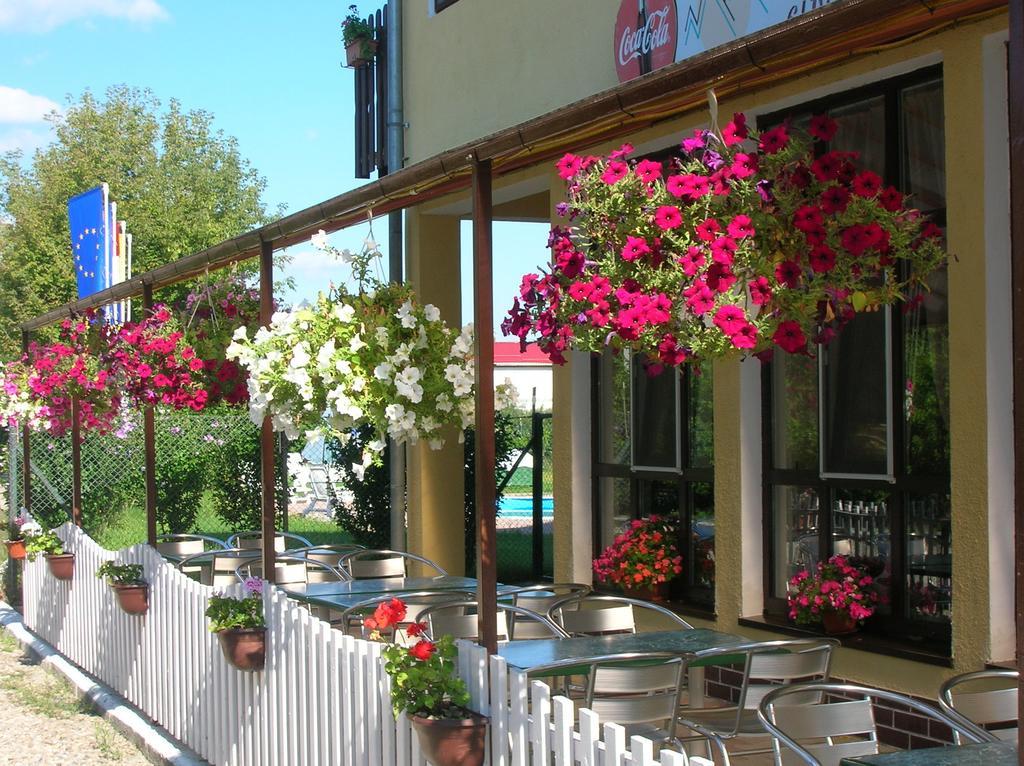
[494,341,550,365]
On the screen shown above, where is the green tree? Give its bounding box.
[0,85,273,358]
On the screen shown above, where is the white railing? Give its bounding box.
[21,525,703,766]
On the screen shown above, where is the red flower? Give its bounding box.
[405,621,427,638]
[601,160,629,185]
[808,245,837,274]
[731,153,758,180]
[713,305,747,335]
[721,113,748,146]
[654,206,682,231]
[730,323,758,349]
[409,639,437,662]
[695,218,721,243]
[820,185,850,215]
[809,114,838,142]
[759,125,789,154]
[727,215,755,239]
[635,159,663,185]
[749,276,772,306]
[621,236,651,262]
[878,186,903,212]
[852,171,882,198]
[775,260,801,288]
[772,321,807,354]
[557,153,583,180]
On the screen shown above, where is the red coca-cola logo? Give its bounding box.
[614,0,678,83]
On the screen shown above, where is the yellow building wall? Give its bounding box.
[403,4,1008,700]
[403,0,621,164]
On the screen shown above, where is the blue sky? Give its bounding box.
[0,0,548,332]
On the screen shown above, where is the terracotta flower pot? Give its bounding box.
[45,553,75,581]
[622,582,668,602]
[112,583,148,615]
[411,712,489,766]
[4,539,26,561]
[345,38,377,67]
[217,627,266,671]
[821,610,857,635]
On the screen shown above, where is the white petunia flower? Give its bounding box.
[394,366,423,403]
[374,362,393,381]
[396,300,417,329]
[423,304,441,322]
[375,326,390,347]
[316,338,336,371]
[232,325,249,341]
[311,229,329,250]
[349,334,367,353]
[333,303,356,323]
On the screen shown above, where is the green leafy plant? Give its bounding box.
[592,515,683,589]
[24,531,64,561]
[342,5,374,50]
[365,598,472,719]
[205,578,265,632]
[95,561,144,586]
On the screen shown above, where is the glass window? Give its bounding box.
[820,308,892,478]
[688,368,714,468]
[631,360,680,470]
[597,352,631,465]
[760,67,950,652]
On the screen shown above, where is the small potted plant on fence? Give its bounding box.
[366,598,488,766]
[5,512,40,561]
[342,4,376,67]
[787,554,879,635]
[592,515,683,602]
[96,562,148,615]
[25,530,74,581]
[205,577,266,671]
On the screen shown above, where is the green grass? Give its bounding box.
[0,670,92,718]
[0,629,19,654]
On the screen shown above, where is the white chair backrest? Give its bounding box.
[427,611,509,642]
[587,658,683,727]
[236,535,286,553]
[560,604,635,636]
[156,539,204,557]
[744,643,835,710]
[942,671,1019,744]
[769,698,878,766]
[349,555,407,579]
[212,551,260,587]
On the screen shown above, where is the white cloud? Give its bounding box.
[0,86,60,124]
[0,0,169,32]
[0,125,54,154]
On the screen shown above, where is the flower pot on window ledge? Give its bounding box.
[45,553,75,581]
[821,611,858,636]
[217,627,266,671]
[4,539,26,561]
[410,712,489,766]
[621,582,669,603]
[345,38,377,68]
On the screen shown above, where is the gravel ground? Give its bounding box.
[0,627,151,765]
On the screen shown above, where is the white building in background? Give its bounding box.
[494,342,551,412]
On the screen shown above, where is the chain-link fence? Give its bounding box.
[489,413,553,583]
[7,406,352,551]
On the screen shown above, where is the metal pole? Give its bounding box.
[20,331,30,516]
[142,282,158,546]
[259,240,277,584]
[5,428,19,604]
[1009,0,1024,756]
[387,0,407,553]
[531,410,544,581]
[472,158,498,653]
[70,395,82,527]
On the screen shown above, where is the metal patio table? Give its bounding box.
[496,628,749,706]
[281,576,519,611]
[840,741,1017,765]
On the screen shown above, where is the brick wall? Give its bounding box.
[701,666,956,749]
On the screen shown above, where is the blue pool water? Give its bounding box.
[498,496,554,517]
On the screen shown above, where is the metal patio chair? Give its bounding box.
[334,590,472,640]
[226,530,313,552]
[418,600,569,643]
[938,669,1018,744]
[337,548,447,579]
[503,583,591,639]
[288,544,364,582]
[675,638,838,765]
[758,682,990,765]
[175,547,261,587]
[547,594,694,636]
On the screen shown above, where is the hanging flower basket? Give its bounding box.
[45,553,75,581]
[503,112,947,372]
[227,232,475,466]
[4,539,26,561]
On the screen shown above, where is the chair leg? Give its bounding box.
[709,734,731,766]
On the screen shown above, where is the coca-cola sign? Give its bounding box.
[614,0,838,83]
[614,0,678,83]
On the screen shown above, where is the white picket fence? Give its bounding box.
[21,525,703,766]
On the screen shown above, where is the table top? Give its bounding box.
[840,742,1017,766]
[496,628,749,676]
[281,576,517,610]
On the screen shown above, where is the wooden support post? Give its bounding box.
[20,332,30,515]
[70,395,82,526]
[472,158,498,654]
[259,239,277,584]
[142,283,158,546]
[1009,1,1024,757]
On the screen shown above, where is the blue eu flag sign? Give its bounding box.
[68,184,109,300]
